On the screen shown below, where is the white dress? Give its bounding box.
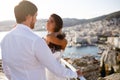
[46,51,67,80]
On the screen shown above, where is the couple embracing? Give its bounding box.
[1,1,83,80]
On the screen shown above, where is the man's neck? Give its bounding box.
[22,22,31,29]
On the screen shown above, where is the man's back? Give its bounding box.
[1,24,46,80]
[1,24,78,80]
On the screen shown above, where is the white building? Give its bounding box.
[107,37,120,48]
[114,37,120,48]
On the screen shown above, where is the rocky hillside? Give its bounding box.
[65,56,100,80]
[97,73,120,80]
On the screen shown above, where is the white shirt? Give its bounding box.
[1,24,77,80]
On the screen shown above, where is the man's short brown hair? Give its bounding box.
[14,1,38,23]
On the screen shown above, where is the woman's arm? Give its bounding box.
[46,35,67,50]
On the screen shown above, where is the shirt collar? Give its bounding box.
[16,24,33,32]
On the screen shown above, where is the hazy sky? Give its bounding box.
[0,0,120,21]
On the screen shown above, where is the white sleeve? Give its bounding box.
[2,60,11,79]
[33,38,77,78]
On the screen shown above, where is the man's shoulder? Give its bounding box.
[28,31,41,40]
[0,32,10,45]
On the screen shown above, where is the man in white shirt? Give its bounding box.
[1,1,81,80]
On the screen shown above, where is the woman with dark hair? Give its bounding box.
[45,14,67,52]
[45,14,67,80]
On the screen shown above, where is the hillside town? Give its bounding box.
[63,18,120,47]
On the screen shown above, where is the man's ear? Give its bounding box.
[26,15,32,21]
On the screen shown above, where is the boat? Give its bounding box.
[97,49,104,55]
[67,42,72,48]
[76,44,81,48]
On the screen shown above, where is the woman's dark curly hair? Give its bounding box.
[48,14,66,53]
